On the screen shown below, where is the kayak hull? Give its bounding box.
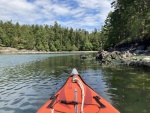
[37,71,120,113]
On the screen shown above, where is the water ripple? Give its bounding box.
[1,54,149,113]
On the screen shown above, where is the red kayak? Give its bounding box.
[37,68,120,113]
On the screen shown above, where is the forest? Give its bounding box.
[102,0,150,49]
[0,21,102,51]
[0,0,150,51]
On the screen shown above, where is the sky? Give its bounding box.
[0,0,114,32]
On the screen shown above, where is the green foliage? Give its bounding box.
[0,21,103,51]
[82,42,93,51]
[1,1,149,51]
[101,0,150,48]
[49,43,57,51]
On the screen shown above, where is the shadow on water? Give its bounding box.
[0,54,150,113]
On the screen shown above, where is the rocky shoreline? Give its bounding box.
[0,47,56,54]
[0,47,98,54]
[96,50,150,67]
[95,37,150,67]
[1,47,150,67]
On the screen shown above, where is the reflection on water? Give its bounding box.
[0,54,150,113]
[101,67,150,113]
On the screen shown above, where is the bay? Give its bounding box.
[0,53,149,113]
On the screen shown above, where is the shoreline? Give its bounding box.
[96,50,150,67]
[0,47,98,54]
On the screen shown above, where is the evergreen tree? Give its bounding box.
[0,20,105,51]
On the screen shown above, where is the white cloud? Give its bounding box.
[51,4,70,16]
[75,0,113,21]
[0,0,113,32]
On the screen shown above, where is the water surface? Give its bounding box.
[0,54,149,113]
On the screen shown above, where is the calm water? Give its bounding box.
[0,53,150,113]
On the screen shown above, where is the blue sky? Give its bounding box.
[0,0,113,32]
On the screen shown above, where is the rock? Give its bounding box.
[80,54,94,60]
[129,60,150,67]
[96,50,109,60]
[96,50,131,66]
[80,55,87,59]
[145,46,150,55]
[134,50,145,54]
[110,51,121,59]
[147,46,150,50]
[143,56,150,62]
[126,51,132,57]
[121,51,132,59]
[96,49,150,67]
[0,47,18,53]
[137,45,145,50]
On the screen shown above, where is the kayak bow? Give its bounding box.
[37,68,120,113]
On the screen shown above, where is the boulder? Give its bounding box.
[96,50,134,66]
[96,50,109,60]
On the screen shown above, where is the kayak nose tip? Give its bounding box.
[71,68,79,75]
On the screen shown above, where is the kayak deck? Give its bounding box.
[37,69,120,113]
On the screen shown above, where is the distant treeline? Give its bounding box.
[0,21,103,51]
[0,0,149,51]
